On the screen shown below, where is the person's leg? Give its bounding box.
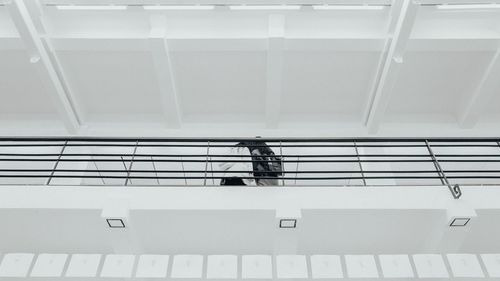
[220,177,246,186]
[256,178,279,186]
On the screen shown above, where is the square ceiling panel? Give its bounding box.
[0,50,60,122]
[478,84,500,124]
[281,51,380,122]
[171,51,267,123]
[385,50,496,123]
[56,50,165,123]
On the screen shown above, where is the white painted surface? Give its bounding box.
[447,254,485,278]
[345,255,379,278]
[0,253,34,277]
[65,254,101,277]
[171,255,204,278]
[207,255,238,279]
[310,255,343,279]
[242,255,272,279]
[481,254,500,278]
[0,186,498,269]
[100,254,135,278]
[276,255,308,279]
[30,253,67,277]
[136,254,170,278]
[0,1,500,135]
[379,254,414,278]
[0,252,495,280]
[413,254,449,278]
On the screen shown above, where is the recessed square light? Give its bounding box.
[279,219,297,228]
[106,218,125,228]
[450,218,470,227]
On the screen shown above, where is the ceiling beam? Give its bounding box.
[149,15,182,129]
[266,14,285,129]
[364,0,418,134]
[7,0,80,134]
[362,0,404,130]
[458,47,500,128]
[32,37,499,53]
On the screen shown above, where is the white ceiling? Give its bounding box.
[1,0,500,137]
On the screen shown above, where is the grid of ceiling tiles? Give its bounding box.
[0,253,499,279]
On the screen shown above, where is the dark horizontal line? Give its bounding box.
[3,158,500,163]
[1,153,500,158]
[1,144,499,148]
[0,137,499,142]
[0,175,445,180]
[1,169,499,174]
[1,175,499,180]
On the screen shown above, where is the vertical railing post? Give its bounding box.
[203,141,210,186]
[46,140,67,185]
[124,140,138,186]
[280,141,285,186]
[425,140,461,199]
[354,141,367,186]
[93,160,106,185]
[151,156,160,185]
[426,140,445,186]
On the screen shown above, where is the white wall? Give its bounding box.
[0,186,498,254]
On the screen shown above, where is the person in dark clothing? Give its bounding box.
[220,177,246,186]
[219,140,283,186]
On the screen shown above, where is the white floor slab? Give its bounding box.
[171,255,204,279]
[242,255,273,279]
[345,255,379,278]
[447,254,484,278]
[413,254,449,278]
[207,255,238,279]
[481,254,500,278]
[100,254,135,278]
[379,255,414,278]
[30,253,68,277]
[136,255,170,278]
[65,254,102,278]
[276,255,308,279]
[0,253,34,278]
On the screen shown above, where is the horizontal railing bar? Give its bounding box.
[3,158,500,163]
[0,175,448,180]
[2,153,500,158]
[0,169,451,174]
[0,153,422,157]
[0,137,499,142]
[0,159,439,163]
[2,143,500,148]
[2,169,500,174]
[1,175,499,180]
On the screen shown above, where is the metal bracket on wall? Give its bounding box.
[450,184,462,199]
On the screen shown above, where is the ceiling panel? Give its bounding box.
[384,50,496,122]
[171,51,267,123]
[56,50,165,123]
[0,50,60,121]
[281,51,380,122]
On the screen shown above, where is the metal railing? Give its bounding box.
[1,137,500,192]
